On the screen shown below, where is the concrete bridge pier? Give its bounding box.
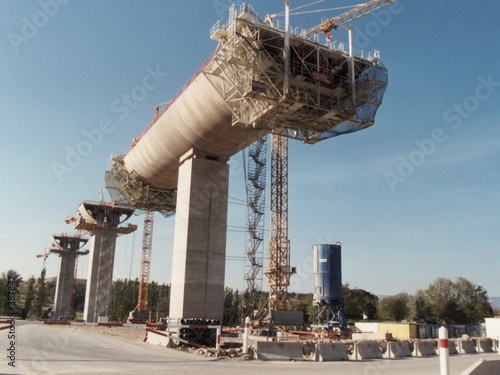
[169,149,229,323]
[50,234,89,320]
[74,201,136,323]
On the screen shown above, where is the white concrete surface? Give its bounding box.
[316,342,349,361]
[484,318,500,340]
[169,152,229,322]
[351,341,382,360]
[3,322,500,375]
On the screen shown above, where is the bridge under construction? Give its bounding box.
[89,1,389,323]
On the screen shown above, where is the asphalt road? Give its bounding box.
[1,321,498,375]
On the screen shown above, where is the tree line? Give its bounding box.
[224,278,494,326]
[109,279,170,321]
[1,269,494,325]
[0,268,48,319]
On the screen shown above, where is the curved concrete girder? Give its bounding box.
[123,74,266,190]
[78,202,134,226]
[52,235,88,251]
[78,203,98,225]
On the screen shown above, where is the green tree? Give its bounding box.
[378,293,410,322]
[409,290,435,323]
[152,283,169,317]
[425,277,454,321]
[343,284,378,320]
[148,281,158,312]
[73,281,86,313]
[289,293,313,324]
[110,278,139,321]
[232,289,242,325]
[110,279,170,322]
[223,287,236,325]
[241,289,252,319]
[413,277,493,324]
[454,277,493,323]
[222,287,244,325]
[23,276,36,318]
[0,270,22,315]
[34,268,46,319]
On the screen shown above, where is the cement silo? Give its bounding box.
[312,243,346,330]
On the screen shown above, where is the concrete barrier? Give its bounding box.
[457,340,477,354]
[315,342,349,361]
[146,329,172,347]
[448,339,459,355]
[412,341,436,357]
[460,359,500,375]
[384,341,412,358]
[351,342,382,360]
[254,342,303,361]
[493,339,499,353]
[476,339,494,353]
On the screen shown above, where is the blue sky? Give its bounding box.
[0,0,499,298]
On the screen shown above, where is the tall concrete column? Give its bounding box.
[50,234,88,320]
[169,149,229,322]
[74,201,136,323]
[83,229,118,322]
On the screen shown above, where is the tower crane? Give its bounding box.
[253,0,395,326]
[128,209,155,323]
[304,0,396,36]
[252,1,293,325]
[36,248,51,269]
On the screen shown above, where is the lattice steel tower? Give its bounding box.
[265,133,292,312]
[243,137,267,318]
[136,210,154,312]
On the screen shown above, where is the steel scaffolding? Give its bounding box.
[243,137,267,318]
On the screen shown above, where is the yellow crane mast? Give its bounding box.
[265,133,292,312]
[128,210,154,323]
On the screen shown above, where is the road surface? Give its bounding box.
[1,321,498,374]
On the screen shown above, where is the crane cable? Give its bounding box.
[271,1,356,18]
[271,0,325,17]
[289,5,356,17]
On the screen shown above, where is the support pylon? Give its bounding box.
[74,200,137,323]
[50,234,89,320]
